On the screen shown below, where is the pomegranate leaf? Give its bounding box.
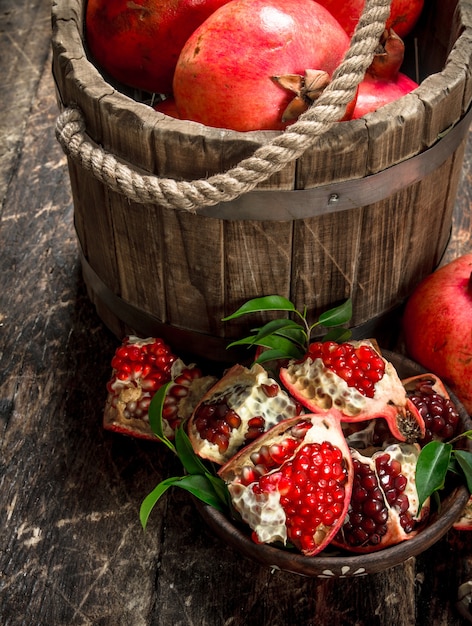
[416,440,453,512]
[142,382,230,529]
[222,295,297,320]
[317,299,352,327]
[140,474,226,529]
[223,295,352,360]
[227,319,306,353]
[147,383,176,453]
[453,450,472,493]
[320,327,353,343]
[174,425,210,476]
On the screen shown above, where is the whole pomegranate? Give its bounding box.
[172,0,350,131]
[85,0,231,94]
[316,0,424,38]
[351,29,418,119]
[402,254,472,415]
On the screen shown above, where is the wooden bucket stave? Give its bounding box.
[52,0,472,361]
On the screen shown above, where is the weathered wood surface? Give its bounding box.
[1,1,472,625]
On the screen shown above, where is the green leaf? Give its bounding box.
[416,440,453,512]
[453,450,472,493]
[222,295,297,321]
[206,474,231,507]
[169,474,227,510]
[317,299,352,327]
[147,383,176,453]
[320,327,352,343]
[140,476,181,529]
[140,473,228,530]
[254,348,295,365]
[174,426,209,476]
[253,335,305,360]
[250,318,306,344]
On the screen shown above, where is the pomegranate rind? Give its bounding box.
[279,339,425,442]
[104,339,216,440]
[188,363,301,465]
[219,414,354,556]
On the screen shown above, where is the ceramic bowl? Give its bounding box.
[195,351,471,578]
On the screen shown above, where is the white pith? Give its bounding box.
[195,364,300,462]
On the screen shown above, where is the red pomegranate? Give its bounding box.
[187,363,302,464]
[316,0,424,38]
[333,443,429,553]
[85,0,231,94]
[103,336,216,440]
[402,254,472,415]
[351,29,418,119]
[279,339,425,443]
[172,0,350,131]
[219,414,354,556]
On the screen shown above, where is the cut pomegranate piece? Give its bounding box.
[103,336,216,440]
[332,443,429,553]
[279,339,425,442]
[218,414,353,556]
[403,373,461,444]
[187,363,302,464]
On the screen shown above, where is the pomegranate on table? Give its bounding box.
[402,254,472,415]
[172,0,351,131]
[351,28,418,119]
[85,0,231,94]
[279,339,425,442]
[103,336,216,440]
[316,0,424,38]
[218,414,354,556]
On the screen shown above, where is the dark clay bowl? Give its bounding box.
[195,351,471,578]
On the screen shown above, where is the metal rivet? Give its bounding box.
[328,193,340,205]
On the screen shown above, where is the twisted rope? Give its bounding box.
[55,0,393,212]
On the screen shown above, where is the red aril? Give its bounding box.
[85,0,232,94]
[219,414,353,556]
[173,0,350,131]
[351,29,418,119]
[333,443,429,552]
[316,0,424,38]
[187,363,302,464]
[403,374,461,445]
[279,339,425,442]
[103,336,216,440]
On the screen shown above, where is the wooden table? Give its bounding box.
[1,2,472,624]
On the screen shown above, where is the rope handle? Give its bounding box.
[55,0,393,213]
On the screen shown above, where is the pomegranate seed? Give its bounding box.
[409,385,460,443]
[308,341,385,398]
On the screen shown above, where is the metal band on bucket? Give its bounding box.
[197,106,472,221]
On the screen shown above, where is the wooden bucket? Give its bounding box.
[51,0,472,362]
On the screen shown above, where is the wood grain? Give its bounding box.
[51,0,472,360]
[1,1,472,625]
